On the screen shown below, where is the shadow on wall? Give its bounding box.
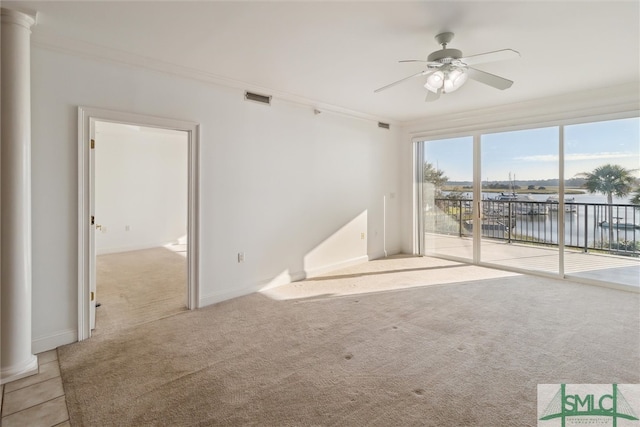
[260,210,369,291]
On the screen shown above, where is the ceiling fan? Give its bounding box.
[374,32,520,102]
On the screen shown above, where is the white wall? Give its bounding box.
[94,122,188,254]
[30,47,401,351]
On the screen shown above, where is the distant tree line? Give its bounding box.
[447,177,588,188]
[483,182,521,190]
[425,162,640,208]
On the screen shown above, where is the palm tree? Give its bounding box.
[577,164,637,248]
[630,187,640,205]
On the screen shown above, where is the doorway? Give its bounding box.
[78,107,200,341]
[93,121,189,334]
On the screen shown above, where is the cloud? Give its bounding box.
[514,152,634,162]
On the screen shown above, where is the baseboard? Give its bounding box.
[97,242,177,255]
[32,329,77,354]
[290,271,307,282]
[305,255,369,279]
[199,255,374,307]
[199,285,260,308]
[257,270,305,292]
[198,270,304,306]
[368,248,401,260]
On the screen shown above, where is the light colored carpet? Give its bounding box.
[58,255,639,426]
[93,247,188,336]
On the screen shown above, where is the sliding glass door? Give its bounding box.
[480,127,560,275]
[420,137,473,262]
[563,118,640,288]
[416,116,639,288]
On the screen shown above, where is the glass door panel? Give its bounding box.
[422,137,474,261]
[480,127,560,274]
[564,117,640,289]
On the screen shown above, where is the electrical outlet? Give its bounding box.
[361,232,365,239]
[238,252,245,263]
[125,225,130,231]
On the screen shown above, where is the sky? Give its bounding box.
[424,117,640,182]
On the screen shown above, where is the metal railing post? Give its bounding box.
[583,205,588,253]
[433,198,637,258]
[507,202,512,243]
[458,199,463,237]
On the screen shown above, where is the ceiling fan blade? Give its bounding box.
[425,89,441,102]
[374,70,432,93]
[399,60,442,67]
[457,49,520,66]
[467,67,514,90]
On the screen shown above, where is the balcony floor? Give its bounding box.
[425,233,640,290]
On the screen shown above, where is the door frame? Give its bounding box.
[78,106,200,341]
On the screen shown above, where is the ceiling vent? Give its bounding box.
[378,122,390,130]
[245,91,272,105]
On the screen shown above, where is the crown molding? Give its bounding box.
[31,30,398,126]
[402,82,640,138]
[30,29,636,132]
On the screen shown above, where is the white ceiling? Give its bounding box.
[12,1,640,123]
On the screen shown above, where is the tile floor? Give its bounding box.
[0,350,70,427]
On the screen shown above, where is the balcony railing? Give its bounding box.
[426,198,640,257]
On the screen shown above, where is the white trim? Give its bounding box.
[558,126,565,277]
[404,82,640,138]
[31,29,637,130]
[199,252,397,307]
[472,134,481,264]
[78,108,90,341]
[413,141,424,255]
[200,280,290,308]
[198,271,298,307]
[78,107,200,341]
[305,255,369,279]
[199,287,257,308]
[32,329,77,354]
[289,271,307,282]
[369,249,400,261]
[33,32,395,127]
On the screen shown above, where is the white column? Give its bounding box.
[1,7,38,385]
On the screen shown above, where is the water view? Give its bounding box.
[418,117,639,288]
[432,192,640,255]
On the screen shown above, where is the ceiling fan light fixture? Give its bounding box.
[374,31,519,101]
[424,71,444,93]
[443,67,468,93]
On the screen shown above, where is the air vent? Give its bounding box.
[378,122,390,130]
[244,91,272,105]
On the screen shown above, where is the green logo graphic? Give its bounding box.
[539,384,639,427]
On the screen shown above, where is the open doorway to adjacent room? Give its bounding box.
[78,107,200,341]
[92,121,189,336]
